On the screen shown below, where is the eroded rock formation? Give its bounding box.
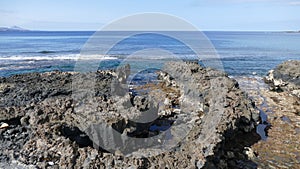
[0,62,259,168]
[264,60,300,97]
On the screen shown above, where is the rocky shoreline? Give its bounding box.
[0,60,299,168]
[264,60,300,98]
[236,60,300,168]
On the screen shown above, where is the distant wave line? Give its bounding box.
[0,55,119,61]
[19,49,81,54]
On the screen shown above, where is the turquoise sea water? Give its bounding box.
[0,31,299,77]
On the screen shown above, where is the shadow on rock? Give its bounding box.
[204,123,261,169]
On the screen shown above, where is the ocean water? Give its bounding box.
[0,31,299,77]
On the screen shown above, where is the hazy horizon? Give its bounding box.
[0,25,299,32]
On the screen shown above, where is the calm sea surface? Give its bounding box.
[0,31,299,77]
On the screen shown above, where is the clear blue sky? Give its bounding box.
[0,0,299,31]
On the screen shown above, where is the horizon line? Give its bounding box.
[1,26,299,32]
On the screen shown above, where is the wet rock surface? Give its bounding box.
[252,90,300,169]
[0,62,259,168]
[236,67,300,169]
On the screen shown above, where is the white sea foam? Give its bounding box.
[0,54,118,61]
[78,55,118,60]
[0,65,35,71]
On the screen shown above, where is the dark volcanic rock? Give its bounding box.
[264,60,300,97]
[0,62,259,168]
